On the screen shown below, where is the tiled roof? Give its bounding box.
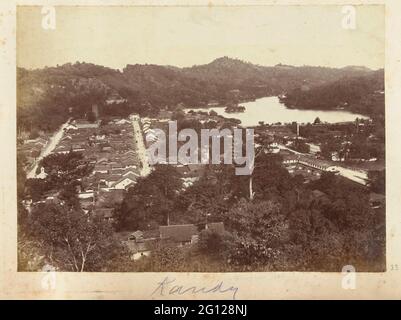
[282,154,299,161]
[122,172,138,181]
[159,224,198,243]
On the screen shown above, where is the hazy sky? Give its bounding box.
[17,5,385,70]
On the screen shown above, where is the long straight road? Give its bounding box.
[278,143,369,185]
[331,166,369,185]
[27,119,71,179]
[130,114,151,177]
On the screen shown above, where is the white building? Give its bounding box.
[36,167,48,179]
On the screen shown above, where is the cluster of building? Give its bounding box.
[142,118,158,143]
[51,117,142,219]
[253,122,377,186]
[124,222,225,260]
[142,118,209,189]
[17,136,49,169]
[281,151,335,182]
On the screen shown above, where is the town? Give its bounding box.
[8,3,390,304]
[17,88,385,272]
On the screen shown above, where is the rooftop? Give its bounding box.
[159,224,198,243]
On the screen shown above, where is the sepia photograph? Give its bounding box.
[14,3,386,276]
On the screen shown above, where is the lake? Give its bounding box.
[187,96,369,127]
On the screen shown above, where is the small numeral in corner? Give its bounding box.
[390,264,399,271]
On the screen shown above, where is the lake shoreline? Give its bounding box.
[186,96,369,127]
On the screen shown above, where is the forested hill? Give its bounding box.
[280,69,385,120]
[17,57,382,134]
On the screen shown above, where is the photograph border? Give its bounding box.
[1,0,400,300]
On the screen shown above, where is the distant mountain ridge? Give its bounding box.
[17,57,384,134]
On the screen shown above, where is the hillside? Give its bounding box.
[17,57,383,135]
[280,69,385,119]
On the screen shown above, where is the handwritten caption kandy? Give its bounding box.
[151,276,239,300]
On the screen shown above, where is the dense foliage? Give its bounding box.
[27,204,120,272]
[281,70,384,120]
[18,57,383,136]
[17,58,385,272]
[116,152,385,272]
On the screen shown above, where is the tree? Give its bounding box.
[18,227,48,271]
[320,137,341,160]
[26,152,92,208]
[29,128,40,139]
[31,149,41,160]
[223,199,289,270]
[245,152,292,201]
[368,170,385,194]
[198,229,232,259]
[25,178,52,202]
[313,117,321,125]
[175,167,234,224]
[40,151,92,179]
[117,165,182,230]
[149,244,186,272]
[30,204,119,271]
[291,139,310,153]
[87,111,97,122]
[171,109,185,121]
